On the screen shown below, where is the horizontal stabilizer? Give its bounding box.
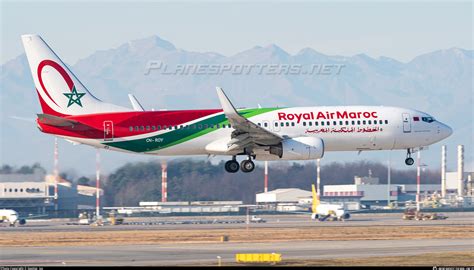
[37,114,79,127]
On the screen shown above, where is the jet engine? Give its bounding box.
[269,137,324,160]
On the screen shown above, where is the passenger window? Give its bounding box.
[198,124,202,129]
[308,122,312,126]
[135,126,139,131]
[291,122,295,127]
[352,121,355,125]
[345,121,349,125]
[385,120,389,124]
[140,126,145,131]
[146,126,150,131]
[303,122,306,126]
[129,126,133,132]
[315,122,319,126]
[340,121,343,125]
[286,122,289,127]
[326,121,330,126]
[151,126,156,131]
[264,122,268,127]
[280,122,284,127]
[333,121,337,126]
[368,120,371,125]
[258,123,261,126]
[204,124,208,129]
[275,122,278,127]
[363,120,366,125]
[357,121,361,125]
[321,122,324,126]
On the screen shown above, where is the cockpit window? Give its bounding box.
[422,117,435,123]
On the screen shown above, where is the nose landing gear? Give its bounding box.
[405,149,414,166]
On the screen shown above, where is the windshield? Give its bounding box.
[422,116,435,123]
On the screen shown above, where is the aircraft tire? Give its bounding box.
[240,160,255,173]
[225,160,239,173]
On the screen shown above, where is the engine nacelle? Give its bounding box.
[269,137,324,160]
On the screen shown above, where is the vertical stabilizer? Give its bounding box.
[21,34,128,116]
[311,184,320,213]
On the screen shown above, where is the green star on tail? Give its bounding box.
[63,86,86,107]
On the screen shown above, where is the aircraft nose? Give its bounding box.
[439,123,453,139]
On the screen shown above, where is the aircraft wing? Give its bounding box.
[216,87,282,152]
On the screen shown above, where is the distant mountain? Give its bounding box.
[0,35,472,174]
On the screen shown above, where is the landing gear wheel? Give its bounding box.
[225,160,239,173]
[240,159,255,173]
[405,149,414,166]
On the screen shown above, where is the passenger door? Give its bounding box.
[402,113,411,133]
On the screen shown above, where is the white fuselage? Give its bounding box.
[63,105,452,159]
[0,209,20,225]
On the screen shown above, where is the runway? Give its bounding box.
[1,212,473,266]
[1,239,472,266]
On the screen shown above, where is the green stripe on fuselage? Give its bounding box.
[103,107,280,153]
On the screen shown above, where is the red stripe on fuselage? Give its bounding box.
[37,109,222,139]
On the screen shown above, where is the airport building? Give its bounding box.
[0,170,102,216]
[256,188,312,204]
[105,201,243,215]
[323,175,446,207]
[255,172,465,211]
[0,169,53,214]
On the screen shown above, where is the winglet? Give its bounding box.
[128,94,145,111]
[216,87,238,116]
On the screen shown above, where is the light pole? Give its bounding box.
[387,151,391,207]
[264,161,269,193]
[96,149,101,219]
[316,159,321,199]
[416,150,428,212]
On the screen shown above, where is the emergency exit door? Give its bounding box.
[402,113,411,133]
[104,121,114,141]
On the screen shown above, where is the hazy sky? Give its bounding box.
[1,1,472,65]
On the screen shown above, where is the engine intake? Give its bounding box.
[270,137,324,160]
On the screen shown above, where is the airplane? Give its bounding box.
[21,34,453,173]
[310,184,350,221]
[0,209,26,226]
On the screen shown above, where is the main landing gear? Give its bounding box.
[224,156,255,173]
[405,149,415,166]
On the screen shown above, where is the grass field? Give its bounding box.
[1,225,473,247]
